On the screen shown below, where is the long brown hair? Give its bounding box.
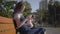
[13,1,25,29]
[13,1,25,15]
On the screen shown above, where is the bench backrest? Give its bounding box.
[0,16,16,34]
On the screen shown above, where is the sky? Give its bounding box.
[26,0,41,12]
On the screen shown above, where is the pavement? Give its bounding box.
[44,27,60,34]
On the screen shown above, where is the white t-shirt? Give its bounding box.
[13,13,23,23]
[13,13,31,26]
[13,13,23,19]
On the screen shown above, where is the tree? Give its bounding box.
[23,1,32,17]
[0,0,32,18]
[0,0,17,18]
[36,8,48,25]
[48,1,60,27]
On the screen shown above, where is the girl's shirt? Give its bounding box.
[13,13,31,30]
[13,13,23,24]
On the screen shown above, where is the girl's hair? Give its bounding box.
[13,1,25,29]
[13,1,25,14]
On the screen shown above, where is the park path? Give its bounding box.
[44,27,60,34]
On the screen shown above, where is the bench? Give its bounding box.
[0,16,16,34]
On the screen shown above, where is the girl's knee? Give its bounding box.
[39,28,46,32]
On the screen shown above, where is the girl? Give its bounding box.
[13,1,34,34]
[13,1,46,34]
[13,1,29,34]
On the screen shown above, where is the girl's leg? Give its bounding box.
[35,28,46,34]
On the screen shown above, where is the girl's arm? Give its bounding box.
[14,17,28,28]
[14,14,30,28]
[28,18,34,28]
[28,22,34,28]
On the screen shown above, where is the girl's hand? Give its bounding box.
[26,15,33,20]
[26,15,30,19]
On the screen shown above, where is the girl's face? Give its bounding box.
[19,5,25,13]
[29,14,32,18]
[22,5,25,12]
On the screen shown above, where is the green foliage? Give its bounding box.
[24,1,32,17]
[36,8,48,23]
[48,1,60,26]
[0,1,17,18]
[0,1,32,18]
[23,12,28,17]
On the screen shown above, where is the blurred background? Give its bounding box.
[0,0,60,34]
[0,0,60,27]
